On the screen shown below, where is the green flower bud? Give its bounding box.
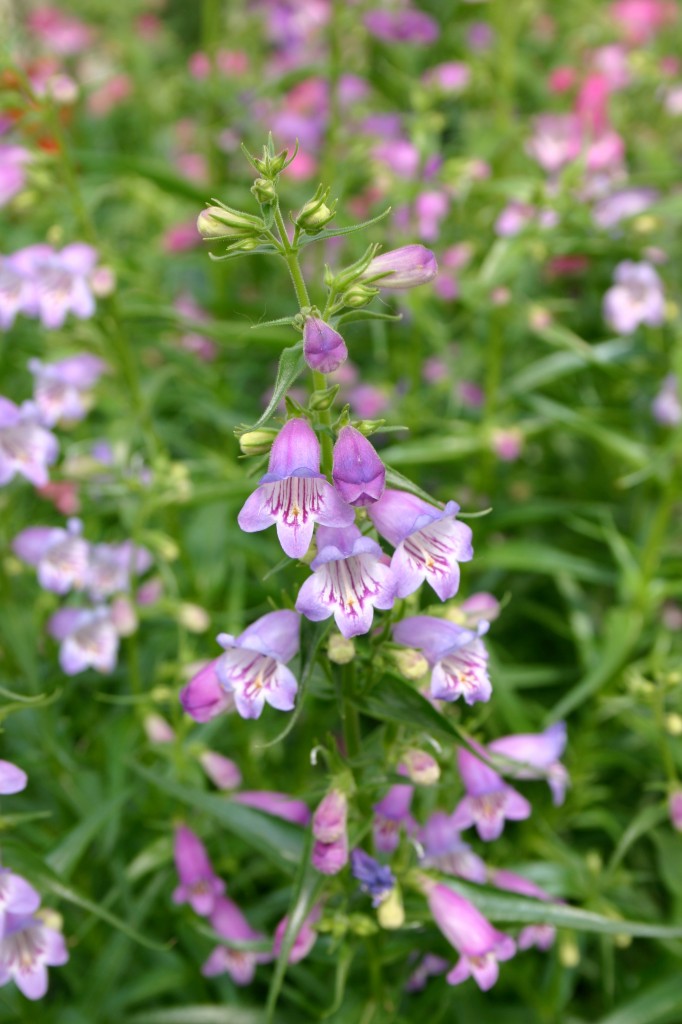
[391,648,429,680]
[328,633,356,665]
[309,384,340,411]
[197,205,264,239]
[341,283,378,308]
[238,428,278,456]
[296,198,336,233]
[251,177,277,204]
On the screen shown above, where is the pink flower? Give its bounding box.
[426,883,515,991]
[12,518,89,595]
[47,606,121,675]
[0,912,68,1000]
[452,744,532,841]
[172,825,224,917]
[202,897,270,985]
[273,904,321,964]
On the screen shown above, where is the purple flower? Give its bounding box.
[419,813,487,883]
[405,954,449,993]
[0,398,58,488]
[426,882,515,991]
[172,825,225,917]
[603,261,665,335]
[213,609,301,719]
[669,790,682,832]
[350,849,396,907]
[364,8,439,44]
[0,145,30,208]
[0,761,28,796]
[238,418,354,559]
[86,541,153,599]
[526,114,582,174]
[368,489,473,601]
[593,188,658,229]
[0,256,35,329]
[422,62,471,93]
[0,869,41,933]
[199,751,242,791]
[360,244,437,290]
[232,790,310,826]
[373,779,415,853]
[0,912,69,1000]
[303,317,348,373]
[490,870,557,952]
[332,426,385,507]
[273,904,321,964]
[488,722,569,806]
[180,658,235,722]
[451,745,532,842]
[312,789,347,843]
[652,374,682,427]
[311,834,349,875]
[202,896,270,985]
[47,606,120,675]
[393,616,492,705]
[28,354,107,426]
[296,524,396,638]
[10,243,99,329]
[12,519,89,595]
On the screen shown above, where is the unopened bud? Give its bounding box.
[665,713,682,736]
[303,318,347,374]
[669,789,682,832]
[352,419,386,437]
[341,283,378,308]
[295,194,336,234]
[309,385,340,412]
[559,938,580,968]
[360,245,438,290]
[391,648,429,680]
[313,789,347,844]
[143,713,175,744]
[197,205,264,239]
[199,750,242,790]
[402,749,440,786]
[377,886,404,929]
[251,177,277,204]
[239,428,278,456]
[328,633,355,664]
[177,602,211,633]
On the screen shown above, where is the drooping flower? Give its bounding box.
[28,354,108,426]
[451,745,532,842]
[603,261,665,335]
[0,761,28,796]
[202,896,270,985]
[302,317,348,373]
[392,616,492,705]
[350,849,396,907]
[368,489,473,601]
[210,610,301,720]
[332,426,385,507]
[47,606,120,675]
[488,722,569,806]
[232,790,311,826]
[296,524,396,638]
[172,825,225,917]
[0,911,69,1000]
[0,399,58,488]
[273,904,322,964]
[489,870,557,952]
[426,882,515,991]
[12,518,89,595]
[419,812,487,883]
[360,244,437,290]
[238,418,354,559]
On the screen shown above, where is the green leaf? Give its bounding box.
[126,1008,288,1024]
[134,765,304,873]
[474,540,614,584]
[299,207,391,245]
[501,338,633,397]
[384,466,444,506]
[334,310,402,326]
[46,789,132,878]
[352,675,463,745]
[239,343,305,433]
[381,434,483,466]
[526,395,650,468]
[258,619,331,749]
[443,878,682,938]
[594,975,682,1024]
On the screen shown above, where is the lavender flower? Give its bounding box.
[669,790,682,832]
[368,489,473,601]
[47,606,120,675]
[392,616,492,705]
[490,869,556,952]
[603,261,665,335]
[0,868,41,930]
[452,745,532,841]
[10,243,100,329]
[0,398,58,488]
[488,722,569,806]
[12,519,89,594]
[593,188,658,229]
[295,524,396,638]
[426,882,515,991]
[172,825,225,917]
[360,244,437,290]
[0,145,30,209]
[373,779,415,853]
[405,954,449,993]
[0,256,35,329]
[198,751,242,790]
[350,849,396,907]
[0,761,28,795]
[303,317,348,373]
[179,658,235,722]
[652,374,682,427]
[419,812,487,883]
[0,912,69,1000]
[211,609,301,719]
[202,896,270,985]
[238,418,354,559]
[28,354,107,426]
[332,426,385,507]
[311,789,349,875]
[232,790,310,826]
[273,904,321,964]
[364,8,439,45]
[86,541,153,599]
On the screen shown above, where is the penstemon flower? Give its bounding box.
[452,745,532,841]
[172,825,225,917]
[0,398,58,488]
[393,615,492,704]
[47,606,121,675]
[12,519,89,595]
[202,897,270,985]
[28,354,107,427]
[488,722,569,806]
[0,761,28,796]
[0,912,69,1000]
[214,610,301,719]
[331,426,386,507]
[302,317,348,373]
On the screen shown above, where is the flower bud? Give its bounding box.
[332,426,385,507]
[313,789,347,843]
[669,789,682,832]
[238,428,278,456]
[309,385,340,411]
[303,317,348,374]
[311,834,349,875]
[377,886,404,929]
[143,713,175,744]
[251,177,277,204]
[391,647,429,680]
[360,245,438,290]
[177,602,211,633]
[199,750,242,790]
[402,749,440,785]
[197,205,264,239]
[328,633,355,664]
[295,196,336,234]
[341,283,378,308]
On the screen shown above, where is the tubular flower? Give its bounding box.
[0,762,28,796]
[360,244,438,289]
[0,398,58,488]
[302,317,347,373]
[12,518,89,595]
[180,658,235,722]
[213,610,301,720]
[452,745,532,842]
[202,897,271,985]
[426,882,515,991]
[9,243,99,330]
[296,524,396,638]
[488,722,569,806]
[419,812,487,883]
[273,904,322,964]
[392,615,491,705]
[28,354,107,426]
[172,825,225,917]
[47,606,120,675]
[0,912,69,1001]
[238,418,354,559]
[331,426,385,507]
[373,778,415,853]
[232,791,310,826]
[350,849,396,907]
[489,870,557,952]
[368,489,473,600]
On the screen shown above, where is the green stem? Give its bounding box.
[341,663,361,761]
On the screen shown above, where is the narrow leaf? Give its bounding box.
[240,344,305,433]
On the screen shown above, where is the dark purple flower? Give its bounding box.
[172,825,225,917]
[332,427,384,508]
[238,418,354,559]
[368,489,473,601]
[296,524,396,638]
[12,518,89,595]
[488,722,569,806]
[350,849,395,907]
[303,317,348,373]
[360,244,437,290]
[0,912,69,1000]
[180,658,235,722]
[393,616,492,705]
[452,744,532,842]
